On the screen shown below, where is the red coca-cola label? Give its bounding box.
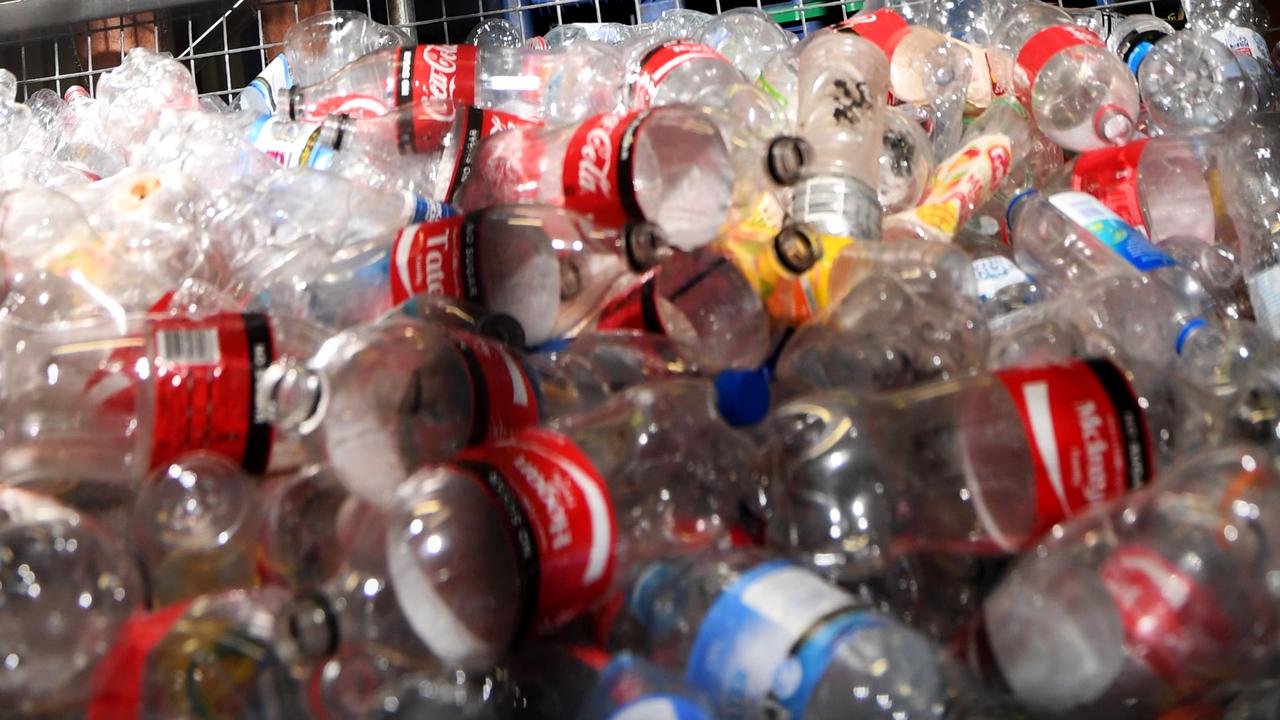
[632,41,731,109]
[1016,25,1105,86]
[995,359,1152,539]
[1071,139,1150,232]
[148,313,277,474]
[402,102,536,156]
[310,94,390,119]
[595,274,664,334]
[1099,544,1235,686]
[837,9,911,60]
[455,427,616,639]
[388,216,481,305]
[562,111,648,228]
[87,601,193,720]
[452,330,541,445]
[404,45,478,106]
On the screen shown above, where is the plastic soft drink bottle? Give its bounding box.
[382,379,758,667]
[1183,0,1275,70]
[1107,14,1176,75]
[767,357,1154,577]
[0,487,143,717]
[1220,118,1280,339]
[452,106,733,250]
[54,86,125,180]
[878,104,934,213]
[622,37,745,109]
[248,205,666,341]
[785,28,889,240]
[613,547,946,719]
[881,131,1014,243]
[982,444,1280,715]
[0,70,33,155]
[990,1,1140,151]
[696,7,793,82]
[1138,31,1257,135]
[287,42,625,124]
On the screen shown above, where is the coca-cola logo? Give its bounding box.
[577,115,620,198]
[421,45,461,101]
[417,99,456,123]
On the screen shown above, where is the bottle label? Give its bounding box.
[444,108,533,201]
[562,111,649,228]
[836,9,910,60]
[148,314,276,474]
[972,254,1030,301]
[454,427,616,639]
[610,696,711,720]
[245,116,333,170]
[452,330,541,444]
[1099,544,1235,686]
[993,359,1152,546]
[87,601,193,720]
[1016,25,1105,85]
[685,560,880,719]
[1211,26,1274,69]
[1248,265,1280,339]
[242,53,292,112]
[1070,140,1150,232]
[633,41,731,109]
[720,231,855,326]
[387,216,482,305]
[888,133,1013,241]
[1048,191,1175,271]
[405,44,479,107]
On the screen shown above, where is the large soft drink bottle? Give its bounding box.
[1221,118,1280,339]
[0,69,31,156]
[287,42,624,124]
[0,311,325,482]
[249,205,665,341]
[453,106,733,250]
[768,358,1153,577]
[1138,31,1258,135]
[991,1,1140,151]
[0,487,143,717]
[1107,14,1177,76]
[697,7,793,81]
[382,379,758,667]
[785,29,888,240]
[612,547,946,719]
[982,444,1280,715]
[622,37,744,109]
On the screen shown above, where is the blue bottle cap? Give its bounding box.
[533,337,573,354]
[1127,41,1155,75]
[714,368,772,427]
[1005,188,1040,228]
[1175,317,1208,355]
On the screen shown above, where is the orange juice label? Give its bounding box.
[887,133,1012,241]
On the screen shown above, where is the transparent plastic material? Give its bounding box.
[1139,31,1255,134]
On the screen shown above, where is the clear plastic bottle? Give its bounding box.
[453,106,733,250]
[881,131,1014,243]
[1138,31,1256,135]
[991,1,1140,151]
[54,86,125,180]
[537,22,637,49]
[0,487,142,717]
[592,247,771,370]
[287,42,624,124]
[983,444,1280,715]
[697,8,793,83]
[248,205,666,341]
[1107,14,1176,76]
[16,87,61,156]
[0,69,31,155]
[622,37,744,110]
[466,18,523,48]
[383,378,757,667]
[768,357,1154,576]
[786,29,889,239]
[1183,0,1275,70]
[878,104,934,213]
[614,547,946,719]
[773,273,988,397]
[282,10,412,89]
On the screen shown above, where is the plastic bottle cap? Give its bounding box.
[1005,188,1040,228]
[1175,317,1208,355]
[715,368,772,427]
[1126,41,1155,75]
[533,337,573,354]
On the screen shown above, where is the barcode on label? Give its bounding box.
[156,329,221,365]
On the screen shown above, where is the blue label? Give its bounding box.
[685,561,865,720]
[411,196,458,224]
[246,115,271,144]
[1049,191,1176,272]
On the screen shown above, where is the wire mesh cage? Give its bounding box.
[0,0,1268,100]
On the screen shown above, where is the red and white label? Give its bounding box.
[407,45,478,106]
[1016,25,1105,85]
[309,94,390,119]
[148,313,277,474]
[837,9,910,60]
[452,330,541,444]
[456,427,616,636]
[388,216,480,305]
[1099,544,1235,686]
[632,41,730,109]
[596,274,664,335]
[1071,139,1149,232]
[405,102,536,154]
[562,111,648,228]
[995,359,1152,537]
[87,602,192,720]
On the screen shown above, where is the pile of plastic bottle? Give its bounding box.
[0,0,1278,716]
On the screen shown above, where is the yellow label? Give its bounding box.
[721,230,856,326]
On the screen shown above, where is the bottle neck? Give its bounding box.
[257,360,325,432]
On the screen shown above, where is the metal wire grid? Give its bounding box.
[0,0,1267,100]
